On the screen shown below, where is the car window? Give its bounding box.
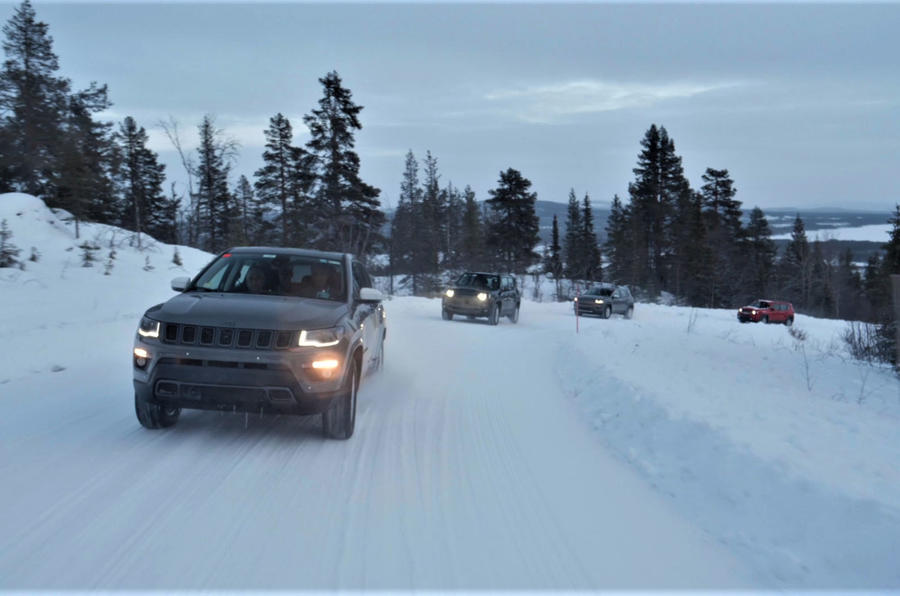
[192,253,346,301]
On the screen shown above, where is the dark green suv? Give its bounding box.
[441,272,520,325]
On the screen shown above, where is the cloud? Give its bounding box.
[485,79,743,123]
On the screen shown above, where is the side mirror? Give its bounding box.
[171,276,190,292]
[359,287,384,303]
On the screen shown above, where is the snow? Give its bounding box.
[1,193,899,590]
[772,223,893,242]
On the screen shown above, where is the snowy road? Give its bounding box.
[0,297,754,590]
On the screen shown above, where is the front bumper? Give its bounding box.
[133,339,348,415]
[443,297,491,317]
[574,302,608,315]
[737,312,761,322]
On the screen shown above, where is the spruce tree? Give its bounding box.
[459,185,484,272]
[485,168,540,273]
[254,113,297,246]
[580,193,601,281]
[700,168,743,306]
[544,214,564,299]
[418,150,441,291]
[780,215,812,308]
[563,189,582,281]
[627,124,690,296]
[118,116,167,247]
[604,194,632,285]
[304,71,383,255]
[193,115,234,252]
[0,0,70,196]
[0,218,21,267]
[744,207,776,301]
[390,150,422,293]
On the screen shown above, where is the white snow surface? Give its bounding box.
[772,223,893,242]
[1,193,899,590]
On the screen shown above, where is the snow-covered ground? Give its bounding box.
[772,223,893,242]
[1,193,899,590]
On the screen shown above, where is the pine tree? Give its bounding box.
[563,189,582,281]
[233,175,255,245]
[485,168,540,273]
[443,182,465,271]
[0,218,21,267]
[304,71,383,255]
[0,0,70,196]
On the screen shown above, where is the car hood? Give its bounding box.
[740,305,764,311]
[451,286,489,294]
[148,292,348,330]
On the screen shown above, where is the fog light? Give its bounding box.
[309,358,339,380]
[133,347,150,369]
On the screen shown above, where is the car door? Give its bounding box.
[351,261,381,373]
[611,287,624,313]
[501,276,513,315]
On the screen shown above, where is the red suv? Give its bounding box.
[737,299,794,326]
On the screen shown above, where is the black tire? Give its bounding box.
[508,304,520,323]
[135,393,180,429]
[762,315,769,324]
[624,306,634,320]
[489,304,500,326]
[442,309,453,321]
[602,305,612,319]
[322,359,359,440]
[785,317,794,327]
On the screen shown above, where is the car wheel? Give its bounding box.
[442,309,453,321]
[624,306,634,319]
[135,392,180,429]
[508,304,519,323]
[603,305,612,319]
[762,315,769,324]
[785,316,794,327]
[322,359,358,440]
[489,304,500,326]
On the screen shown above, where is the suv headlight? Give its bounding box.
[445,289,455,298]
[138,316,160,339]
[477,292,488,302]
[298,326,344,348]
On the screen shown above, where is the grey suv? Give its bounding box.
[574,283,634,319]
[133,247,386,439]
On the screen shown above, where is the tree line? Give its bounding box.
[0,1,383,256]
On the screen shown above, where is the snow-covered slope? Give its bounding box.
[1,194,898,589]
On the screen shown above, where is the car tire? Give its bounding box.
[603,305,612,319]
[322,359,358,440]
[762,315,769,324]
[135,392,180,429]
[442,309,453,321]
[508,304,519,323]
[785,317,794,327]
[489,304,500,326]
[624,306,634,319]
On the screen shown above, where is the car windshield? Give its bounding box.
[191,253,346,301]
[456,273,499,290]
[757,300,770,308]
[588,286,614,297]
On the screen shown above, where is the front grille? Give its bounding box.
[160,324,294,350]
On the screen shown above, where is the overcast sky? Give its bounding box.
[8,2,900,211]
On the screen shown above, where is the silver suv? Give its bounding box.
[133,247,386,439]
